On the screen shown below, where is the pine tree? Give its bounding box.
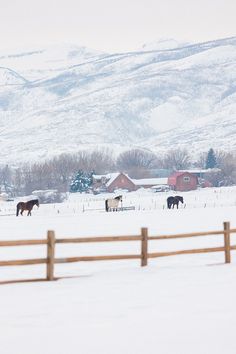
[70,170,93,193]
[205,148,217,169]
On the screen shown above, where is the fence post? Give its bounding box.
[141,227,148,267]
[223,222,231,264]
[47,230,56,280]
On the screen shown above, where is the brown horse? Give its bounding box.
[16,199,39,216]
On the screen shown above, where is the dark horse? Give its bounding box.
[16,199,39,216]
[167,196,184,209]
[105,195,122,212]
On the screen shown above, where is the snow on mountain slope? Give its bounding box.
[0,37,236,164]
[0,44,105,80]
[141,38,191,51]
[0,67,28,85]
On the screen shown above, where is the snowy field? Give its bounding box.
[1,187,236,354]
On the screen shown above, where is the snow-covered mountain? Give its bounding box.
[140,38,191,51]
[0,37,236,164]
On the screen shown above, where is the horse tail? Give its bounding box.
[16,203,20,216]
[105,199,109,212]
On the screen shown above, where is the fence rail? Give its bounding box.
[0,222,235,284]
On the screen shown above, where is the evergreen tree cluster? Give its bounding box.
[205,148,217,169]
[70,170,94,193]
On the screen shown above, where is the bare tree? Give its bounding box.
[194,152,207,169]
[216,151,236,185]
[0,165,12,194]
[88,149,116,173]
[50,154,79,192]
[116,149,156,176]
[9,149,117,195]
[162,149,190,170]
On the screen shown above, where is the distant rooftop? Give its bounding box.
[179,168,221,174]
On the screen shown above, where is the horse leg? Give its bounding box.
[20,209,23,216]
[105,200,108,212]
[27,209,31,216]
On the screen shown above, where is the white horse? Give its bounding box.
[105,195,123,212]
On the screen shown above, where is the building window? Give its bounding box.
[183,176,190,182]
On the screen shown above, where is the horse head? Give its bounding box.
[35,199,40,208]
[178,196,184,203]
[116,195,122,202]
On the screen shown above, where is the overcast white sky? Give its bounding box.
[0,0,235,52]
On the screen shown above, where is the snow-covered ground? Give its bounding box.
[1,187,236,354]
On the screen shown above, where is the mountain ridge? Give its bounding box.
[0,37,236,164]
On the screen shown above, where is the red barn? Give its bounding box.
[168,172,198,191]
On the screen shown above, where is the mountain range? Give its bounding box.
[0,37,236,164]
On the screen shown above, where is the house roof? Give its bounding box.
[132,177,168,186]
[93,172,135,188]
[93,175,104,180]
[179,169,221,174]
[105,173,121,187]
[93,173,120,183]
[93,173,170,189]
[93,172,133,187]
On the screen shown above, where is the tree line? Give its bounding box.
[0,148,236,197]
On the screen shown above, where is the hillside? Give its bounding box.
[0,37,236,164]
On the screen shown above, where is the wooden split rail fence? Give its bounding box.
[0,221,235,284]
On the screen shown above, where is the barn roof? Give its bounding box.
[170,171,190,178]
